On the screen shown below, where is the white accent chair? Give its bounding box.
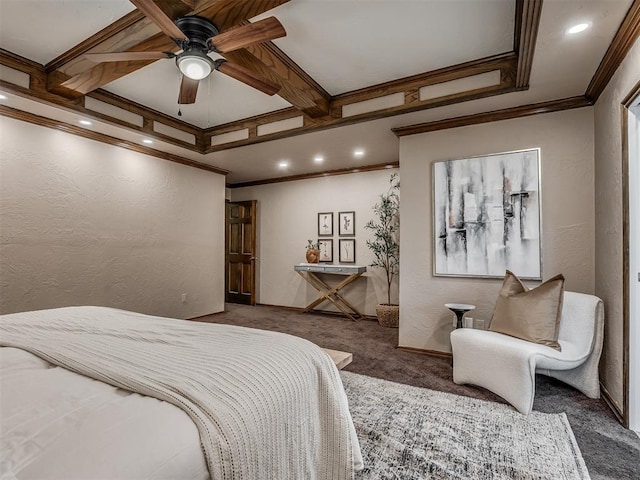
[450,292,604,414]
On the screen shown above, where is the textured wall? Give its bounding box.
[230,168,399,316]
[0,117,226,318]
[594,38,640,415]
[399,108,595,352]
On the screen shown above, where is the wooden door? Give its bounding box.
[225,200,257,305]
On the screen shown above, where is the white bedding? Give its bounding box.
[1,347,209,479]
[0,306,362,479]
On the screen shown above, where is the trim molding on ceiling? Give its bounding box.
[586,0,640,102]
[391,96,592,137]
[0,49,203,152]
[227,162,400,189]
[0,0,540,153]
[205,53,518,152]
[515,0,543,89]
[0,104,227,175]
[0,0,640,167]
[228,95,591,189]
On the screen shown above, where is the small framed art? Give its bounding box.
[339,239,355,263]
[318,212,333,236]
[318,239,333,262]
[338,211,355,236]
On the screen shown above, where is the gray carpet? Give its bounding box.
[194,304,640,480]
[343,371,589,480]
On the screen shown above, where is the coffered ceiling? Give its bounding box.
[0,0,637,185]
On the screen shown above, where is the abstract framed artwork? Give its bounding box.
[339,239,356,263]
[318,212,333,236]
[432,148,542,279]
[318,239,333,263]
[338,211,355,236]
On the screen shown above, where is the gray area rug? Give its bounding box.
[342,371,590,480]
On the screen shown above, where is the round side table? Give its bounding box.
[445,303,476,329]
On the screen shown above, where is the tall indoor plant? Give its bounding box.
[364,173,400,327]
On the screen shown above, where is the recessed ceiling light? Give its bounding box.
[0,94,7,100]
[385,164,394,169]
[79,120,92,126]
[142,139,153,144]
[566,23,590,35]
[353,149,365,158]
[314,155,324,163]
[278,160,289,168]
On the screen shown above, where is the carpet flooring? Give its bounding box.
[194,304,640,480]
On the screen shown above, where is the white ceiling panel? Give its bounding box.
[255,0,515,94]
[103,58,293,128]
[0,0,135,65]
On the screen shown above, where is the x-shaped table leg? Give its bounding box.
[296,270,365,321]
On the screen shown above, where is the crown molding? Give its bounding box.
[391,96,592,137]
[227,162,399,188]
[0,104,227,175]
[586,0,640,102]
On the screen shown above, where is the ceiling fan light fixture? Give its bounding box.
[177,49,214,80]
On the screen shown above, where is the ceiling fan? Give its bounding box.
[85,0,286,105]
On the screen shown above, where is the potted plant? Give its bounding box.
[364,173,400,327]
[305,239,321,263]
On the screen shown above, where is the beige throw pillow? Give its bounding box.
[489,270,565,351]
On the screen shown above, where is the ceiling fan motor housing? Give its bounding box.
[174,16,219,50]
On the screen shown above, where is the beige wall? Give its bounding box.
[230,168,399,316]
[0,117,226,318]
[398,108,595,352]
[594,37,640,414]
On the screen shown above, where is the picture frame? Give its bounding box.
[318,212,333,236]
[318,239,333,263]
[338,211,355,236]
[432,148,542,279]
[339,239,356,263]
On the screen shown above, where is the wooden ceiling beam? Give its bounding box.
[0,49,204,152]
[202,54,518,152]
[223,43,330,118]
[514,0,543,89]
[42,0,329,117]
[46,1,195,98]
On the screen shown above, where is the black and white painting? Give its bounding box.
[433,149,541,279]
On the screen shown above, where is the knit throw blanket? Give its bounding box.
[0,306,361,479]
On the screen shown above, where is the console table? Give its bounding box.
[294,263,367,321]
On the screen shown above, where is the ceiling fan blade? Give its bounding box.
[130,0,188,41]
[216,60,280,96]
[198,0,291,32]
[178,76,199,104]
[209,17,286,53]
[85,51,172,62]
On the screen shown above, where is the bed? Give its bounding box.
[0,306,363,479]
